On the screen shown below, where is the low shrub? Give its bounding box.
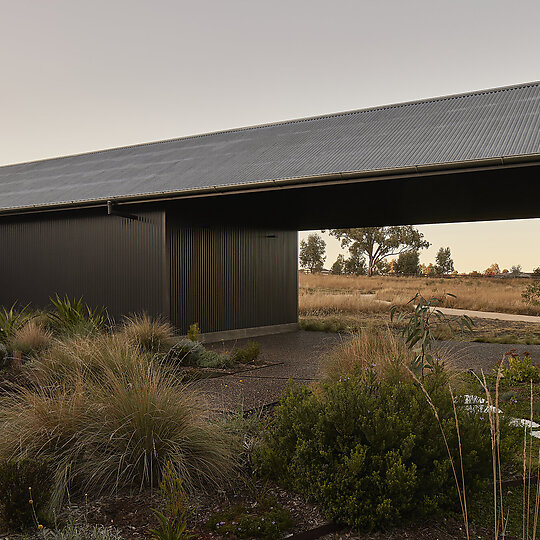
[173,339,233,369]
[256,373,516,530]
[120,313,176,353]
[0,339,235,510]
[500,350,538,384]
[232,341,260,364]
[187,323,200,342]
[0,458,51,531]
[150,461,193,540]
[206,498,292,539]
[197,349,234,369]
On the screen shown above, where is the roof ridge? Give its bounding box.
[1,80,539,171]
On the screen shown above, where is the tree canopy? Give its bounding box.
[299,233,326,273]
[435,247,454,275]
[329,226,430,276]
[395,250,421,275]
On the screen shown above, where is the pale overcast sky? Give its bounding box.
[1,0,539,272]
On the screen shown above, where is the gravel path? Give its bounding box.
[435,340,540,373]
[435,306,540,324]
[194,331,540,411]
[193,331,344,411]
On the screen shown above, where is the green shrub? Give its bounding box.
[187,323,200,342]
[256,373,516,531]
[174,338,205,365]
[206,498,292,539]
[150,462,194,540]
[120,314,176,353]
[232,341,260,364]
[48,295,106,336]
[197,349,234,369]
[500,350,538,384]
[173,339,232,369]
[0,458,51,531]
[0,339,235,510]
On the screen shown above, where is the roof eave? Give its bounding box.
[1,153,539,218]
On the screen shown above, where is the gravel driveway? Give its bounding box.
[194,331,540,411]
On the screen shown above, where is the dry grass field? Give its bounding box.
[299,273,540,316]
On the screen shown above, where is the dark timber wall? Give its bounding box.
[0,209,166,320]
[168,220,298,334]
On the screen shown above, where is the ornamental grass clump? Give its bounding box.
[27,332,143,386]
[10,320,52,358]
[322,325,414,382]
[120,313,177,354]
[0,337,235,511]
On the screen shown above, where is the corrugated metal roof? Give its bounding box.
[1,81,539,213]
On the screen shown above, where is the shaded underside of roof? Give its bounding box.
[1,81,539,213]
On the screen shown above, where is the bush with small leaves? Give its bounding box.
[206,498,292,539]
[232,341,260,364]
[500,350,538,385]
[256,373,517,530]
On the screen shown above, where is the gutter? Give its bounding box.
[1,153,539,218]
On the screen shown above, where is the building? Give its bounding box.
[1,81,539,339]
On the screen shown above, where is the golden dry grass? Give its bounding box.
[322,325,414,381]
[300,273,540,316]
[299,291,392,316]
[10,320,52,355]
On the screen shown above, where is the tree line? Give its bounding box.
[299,226,454,276]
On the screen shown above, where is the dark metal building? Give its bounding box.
[1,81,539,338]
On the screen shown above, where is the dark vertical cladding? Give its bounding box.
[0,208,165,320]
[169,222,298,334]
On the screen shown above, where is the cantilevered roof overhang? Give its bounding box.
[0,81,539,227]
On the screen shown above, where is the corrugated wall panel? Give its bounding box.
[169,223,297,333]
[0,209,165,320]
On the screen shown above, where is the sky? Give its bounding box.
[1,0,539,272]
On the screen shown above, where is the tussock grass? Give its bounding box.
[119,313,176,353]
[300,273,540,316]
[10,320,52,356]
[1,337,234,509]
[322,325,414,381]
[27,333,143,386]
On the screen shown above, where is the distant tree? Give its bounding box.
[422,263,436,276]
[343,244,367,275]
[330,226,430,276]
[533,266,540,277]
[510,264,523,276]
[299,233,326,273]
[484,263,500,276]
[435,247,454,275]
[395,251,421,276]
[502,269,509,274]
[330,254,345,275]
[469,270,482,277]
